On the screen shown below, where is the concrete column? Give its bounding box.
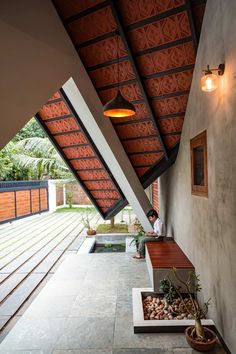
[63,78,153,231]
[48,180,56,212]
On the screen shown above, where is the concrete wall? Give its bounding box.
[0,0,81,149]
[159,0,236,351]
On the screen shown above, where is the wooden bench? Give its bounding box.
[145,239,194,292]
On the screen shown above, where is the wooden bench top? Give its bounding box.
[146,240,194,269]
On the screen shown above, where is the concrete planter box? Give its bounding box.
[132,288,215,333]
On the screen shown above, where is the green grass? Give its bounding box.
[96,223,128,234]
[56,207,96,213]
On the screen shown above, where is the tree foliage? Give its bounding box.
[0,118,74,181]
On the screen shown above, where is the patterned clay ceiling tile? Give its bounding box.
[116,121,157,139]
[137,42,195,76]
[127,12,191,52]
[151,94,188,116]
[71,158,103,170]
[101,207,109,213]
[67,6,116,45]
[145,69,193,97]
[78,170,108,181]
[91,190,120,199]
[123,137,161,153]
[79,36,127,68]
[99,82,143,104]
[84,181,114,190]
[89,60,135,88]
[96,199,117,208]
[45,118,80,134]
[63,146,95,159]
[118,0,185,26]
[54,132,88,146]
[135,166,150,177]
[163,134,180,149]
[48,92,61,101]
[158,116,184,134]
[129,152,164,166]
[39,101,70,120]
[53,0,104,20]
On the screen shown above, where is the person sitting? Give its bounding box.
[132,209,165,259]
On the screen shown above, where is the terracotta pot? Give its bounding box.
[185,326,217,352]
[86,229,96,236]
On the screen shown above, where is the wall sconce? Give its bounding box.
[201,64,225,92]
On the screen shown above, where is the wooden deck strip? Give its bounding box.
[146,240,194,269]
[0,211,98,332]
[0,213,78,269]
[0,212,73,252]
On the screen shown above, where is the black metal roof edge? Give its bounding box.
[140,143,180,189]
[103,199,128,219]
[185,0,198,51]
[60,88,127,202]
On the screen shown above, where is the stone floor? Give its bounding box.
[0,252,226,354]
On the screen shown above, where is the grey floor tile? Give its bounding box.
[0,351,45,354]
[0,318,67,352]
[53,350,112,354]
[54,317,114,350]
[113,314,188,349]
[70,294,117,318]
[25,295,76,318]
[112,350,173,354]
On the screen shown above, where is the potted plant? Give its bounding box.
[82,211,96,236]
[166,268,217,352]
[129,218,144,251]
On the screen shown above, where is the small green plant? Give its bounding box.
[160,278,178,304]
[66,192,73,209]
[81,208,91,230]
[129,218,145,250]
[104,243,113,248]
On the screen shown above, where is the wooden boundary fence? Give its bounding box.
[0,181,49,224]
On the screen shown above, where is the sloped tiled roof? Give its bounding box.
[38,0,206,217]
[36,90,127,218]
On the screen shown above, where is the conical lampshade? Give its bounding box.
[103,90,136,118]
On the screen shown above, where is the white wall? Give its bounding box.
[159,1,236,351]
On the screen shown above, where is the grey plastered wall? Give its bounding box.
[158,0,236,351]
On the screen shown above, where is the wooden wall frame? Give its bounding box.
[190,130,208,197]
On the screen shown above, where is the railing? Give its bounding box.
[0,180,49,224]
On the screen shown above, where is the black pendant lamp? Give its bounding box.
[103,34,136,118]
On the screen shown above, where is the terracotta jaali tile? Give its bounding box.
[129,152,163,166]
[122,137,161,153]
[116,121,157,139]
[45,118,79,134]
[158,117,184,134]
[67,6,116,45]
[152,95,188,116]
[53,0,104,20]
[128,12,191,52]
[54,132,87,146]
[71,158,103,170]
[118,0,185,26]
[39,102,70,120]
[63,146,95,159]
